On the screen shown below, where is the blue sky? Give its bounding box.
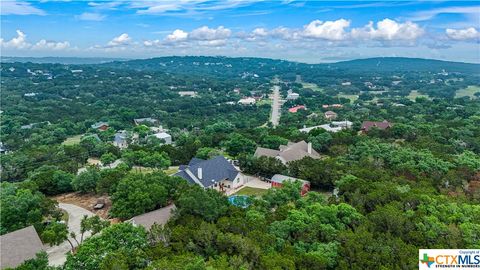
[1,1,479,63]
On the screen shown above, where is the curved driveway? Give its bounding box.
[45,203,95,266]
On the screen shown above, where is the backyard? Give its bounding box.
[234,187,269,197]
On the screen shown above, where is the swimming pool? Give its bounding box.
[228,195,251,208]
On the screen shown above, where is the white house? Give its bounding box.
[150,132,172,144]
[238,97,256,105]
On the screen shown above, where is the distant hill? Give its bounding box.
[1,56,128,65]
[331,57,479,74]
[103,56,479,75]
[3,56,478,75]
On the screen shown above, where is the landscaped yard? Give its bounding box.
[256,99,272,106]
[302,82,323,92]
[234,187,269,197]
[336,93,359,103]
[407,90,430,101]
[455,85,480,99]
[163,166,179,175]
[61,134,82,146]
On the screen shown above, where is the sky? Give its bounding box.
[1,0,479,63]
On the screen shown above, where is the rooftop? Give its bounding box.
[254,140,320,164]
[0,226,44,269]
[130,204,176,230]
[175,156,239,188]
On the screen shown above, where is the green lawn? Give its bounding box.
[336,93,359,103]
[407,90,430,101]
[163,166,179,175]
[131,166,158,174]
[234,187,269,197]
[256,99,272,106]
[302,82,323,92]
[61,135,82,146]
[455,85,480,99]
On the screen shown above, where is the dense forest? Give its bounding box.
[1,56,479,269]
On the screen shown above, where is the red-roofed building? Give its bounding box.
[289,105,306,113]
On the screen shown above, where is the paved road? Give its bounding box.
[270,85,281,127]
[45,203,94,266]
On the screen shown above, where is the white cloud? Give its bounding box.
[407,6,480,22]
[107,33,131,46]
[302,19,350,40]
[76,12,106,21]
[198,39,227,47]
[189,26,231,40]
[162,26,231,47]
[0,30,30,49]
[351,19,424,41]
[1,30,71,51]
[446,27,480,41]
[270,27,298,40]
[165,29,189,42]
[1,1,46,15]
[252,28,268,37]
[32,40,71,50]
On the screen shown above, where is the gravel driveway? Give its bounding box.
[45,203,95,266]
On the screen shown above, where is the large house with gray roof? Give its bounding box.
[174,156,244,193]
[254,140,320,164]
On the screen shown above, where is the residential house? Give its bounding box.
[0,226,44,269]
[20,121,51,130]
[113,130,129,149]
[288,105,306,113]
[134,118,159,126]
[324,111,338,120]
[286,92,299,100]
[254,140,320,165]
[271,174,310,196]
[129,204,176,231]
[322,104,343,109]
[149,132,172,145]
[91,122,109,131]
[238,97,256,105]
[361,120,393,133]
[178,91,197,97]
[299,120,353,133]
[174,156,244,193]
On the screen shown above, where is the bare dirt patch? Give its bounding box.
[53,192,112,219]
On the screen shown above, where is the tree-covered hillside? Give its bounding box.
[1,56,479,269]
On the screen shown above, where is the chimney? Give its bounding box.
[307,142,312,154]
[197,167,202,179]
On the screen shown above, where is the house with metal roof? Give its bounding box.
[254,140,320,165]
[133,118,159,126]
[299,120,353,133]
[90,121,109,131]
[148,131,172,145]
[174,156,244,192]
[271,174,310,196]
[0,226,44,269]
